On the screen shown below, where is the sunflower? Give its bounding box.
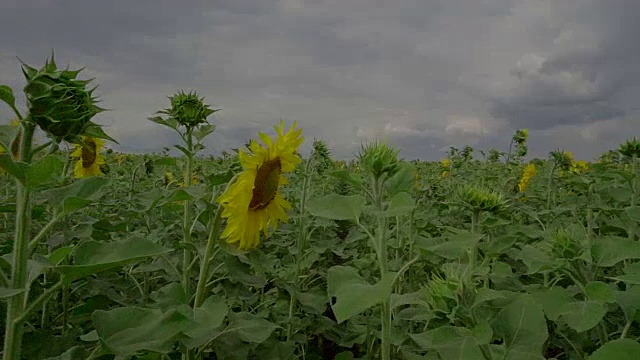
[70,137,105,178]
[517,163,536,192]
[217,120,304,250]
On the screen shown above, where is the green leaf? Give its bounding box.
[493,294,548,359]
[0,84,16,109]
[516,245,555,274]
[585,281,615,304]
[592,237,640,267]
[625,206,640,223]
[26,155,64,188]
[327,265,395,323]
[148,116,179,131]
[194,124,215,142]
[560,301,607,332]
[382,192,415,217]
[414,232,484,260]
[0,124,20,151]
[224,312,278,343]
[0,287,25,299]
[386,163,414,196]
[92,306,191,356]
[183,295,228,348]
[40,177,110,215]
[409,326,486,360]
[613,286,640,322]
[589,339,640,360]
[0,154,26,185]
[82,122,118,144]
[308,194,366,221]
[56,238,172,283]
[530,287,573,321]
[328,169,363,188]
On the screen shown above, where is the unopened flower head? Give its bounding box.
[21,53,105,142]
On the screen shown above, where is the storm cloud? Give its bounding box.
[1,0,638,160]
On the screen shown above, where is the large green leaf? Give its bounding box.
[589,339,640,360]
[92,306,191,357]
[327,265,395,323]
[409,325,486,360]
[0,84,16,110]
[493,294,548,360]
[183,295,228,348]
[223,312,278,343]
[414,232,484,260]
[592,237,640,267]
[26,155,64,188]
[308,194,366,221]
[40,177,110,215]
[56,238,172,283]
[559,301,607,333]
[381,192,415,217]
[0,154,26,185]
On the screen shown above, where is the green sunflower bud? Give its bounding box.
[21,52,105,142]
[157,90,218,129]
[618,137,640,159]
[358,141,400,180]
[457,184,507,214]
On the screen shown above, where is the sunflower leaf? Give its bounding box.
[308,194,366,221]
[26,155,64,188]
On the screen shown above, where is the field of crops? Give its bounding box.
[2,55,640,360]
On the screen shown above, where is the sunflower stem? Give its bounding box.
[3,120,35,360]
[193,204,223,308]
[287,156,313,341]
[182,127,195,299]
[372,175,391,360]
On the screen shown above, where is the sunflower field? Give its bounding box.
[2,55,640,360]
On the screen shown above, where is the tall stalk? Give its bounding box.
[182,127,195,297]
[371,176,391,360]
[287,157,313,341]
[3,121,35,360]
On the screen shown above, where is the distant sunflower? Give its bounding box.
[517,163,536,192]
[70,137,105,178]
[217,120,304,250]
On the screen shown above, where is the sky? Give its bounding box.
[0,0,639,161]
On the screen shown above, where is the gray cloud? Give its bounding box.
[0,0,638,161]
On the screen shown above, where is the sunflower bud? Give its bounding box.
[158,90,218,129]
[618,138,640,159]
[358,141,400,180]
[21,52,104,142]
[457,184,507,214]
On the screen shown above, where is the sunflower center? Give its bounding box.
[249,158,282,210]
[81,139,97,168]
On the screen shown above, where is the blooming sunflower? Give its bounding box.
[518,163,536,192]
[70,137,105,178]
[217,120,304,250]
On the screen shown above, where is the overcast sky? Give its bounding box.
[1,0,639,160]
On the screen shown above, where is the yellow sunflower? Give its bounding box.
[70,137,105,178]
[217,120,304,250]
[518,163,536,192]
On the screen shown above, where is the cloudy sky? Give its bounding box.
[1,0,638,160]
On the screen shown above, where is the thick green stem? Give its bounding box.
[372,177,391,360]
[546,162,558,210]
[182,128,195,297]
[287,157,313,341]
[467,210,480,283]
[193,205,223,308]
[3,121,35,360]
